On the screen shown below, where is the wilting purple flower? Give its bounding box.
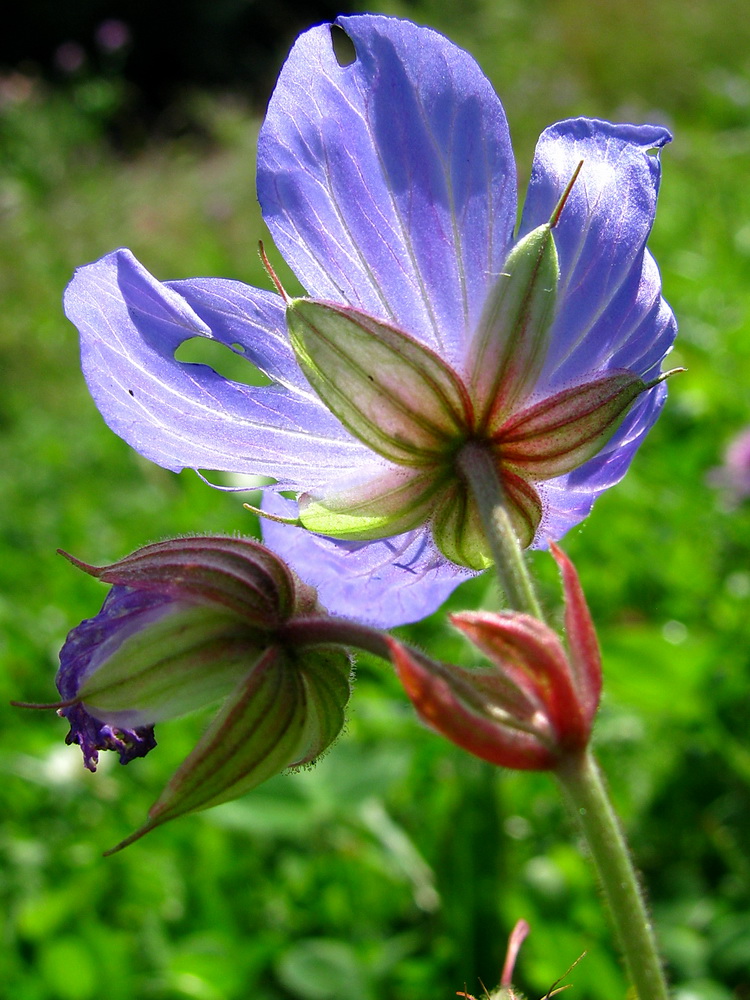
[54,537,351,849]
[64,15,676,627]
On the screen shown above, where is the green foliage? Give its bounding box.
[2,2,750,998]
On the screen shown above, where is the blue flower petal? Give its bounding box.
[258,14,517,370]
[517,119,676,543]
[64,249,370,487]
[261,494,472,627]
[520,118,674,395]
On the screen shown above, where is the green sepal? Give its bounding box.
[78,604,263,724]
[298,466,444,541]
[430,467,542,570]
[289,646,352,766]
[106,644,353,853]
[431,483,491,571]
[286,299,469,465]
[469,221,560,432]
[501,470,544,548]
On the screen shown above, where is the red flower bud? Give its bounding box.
[390,544,601,770]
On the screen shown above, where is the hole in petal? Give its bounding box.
[330,24,356,66]
[174,338,272,387]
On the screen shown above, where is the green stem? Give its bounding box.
[458,441,543,618]
[555,748,670,1000]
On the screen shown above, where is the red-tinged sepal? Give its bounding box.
[494,370,674,479]
[62,535,317,626]
[390,545,602,770]
[450,611,588,749]
[500,469,544,548]
[389,639,558,771]
[550,542,601,728]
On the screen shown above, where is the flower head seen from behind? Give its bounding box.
[63,15,677,627]
[52,536,351,851]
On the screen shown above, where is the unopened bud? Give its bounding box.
[390,544,601,770]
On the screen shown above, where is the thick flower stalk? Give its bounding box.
[388,543,600,770]
[46,536,352,851]
[63,14,677,626]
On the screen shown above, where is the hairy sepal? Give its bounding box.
[298,465,444,541]
[451,611,588,747]
[550,542,602,728]
[431,483,490,571]
[109,644,352,850]
[69,536,303,626]
[389,639,556,770]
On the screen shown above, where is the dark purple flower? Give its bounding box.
[57,585,165,771]
[63,15,676,627]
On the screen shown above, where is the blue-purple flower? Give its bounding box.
[63,15,676,627]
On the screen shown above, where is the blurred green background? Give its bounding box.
[2,0,750,998]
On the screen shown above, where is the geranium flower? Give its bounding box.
[64,15,676,627]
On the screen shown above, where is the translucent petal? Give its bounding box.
[516,119,676,543]
[64,248,370,487]
[258,14,517,368]
[168,276,312,393]
[520,119,674,394]
[261,494,472,627]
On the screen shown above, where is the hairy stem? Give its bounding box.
[555,748,670,1000]
[458,441,544,618]
[277,617,393,660]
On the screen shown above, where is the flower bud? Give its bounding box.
[389,543,601,771]
[49,536,351,850]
